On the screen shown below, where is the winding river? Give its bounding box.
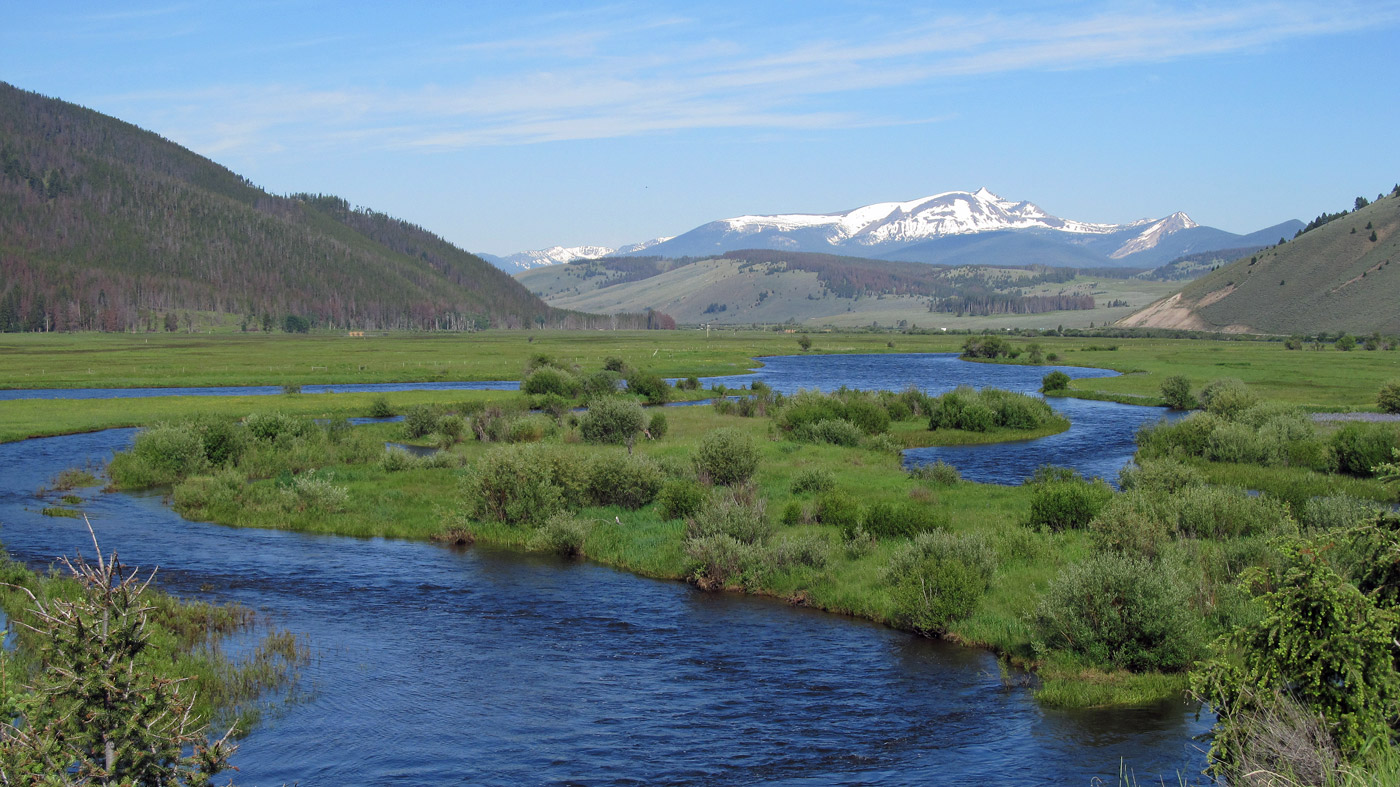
[0,354,1211,784]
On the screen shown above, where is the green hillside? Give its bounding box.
[1119,189,1400,334]
[518,250,1178,329]
[0,82,657,332]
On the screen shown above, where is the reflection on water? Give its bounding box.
[0,354,1213,784]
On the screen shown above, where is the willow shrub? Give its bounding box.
[658,478,708,521]
[588,452,663,510]
[886,531,997,634]
[695,428,759,486]
[1026,477,1114,532]
[462,444,564,527]
[580,396,645,446]
[862,501,949,540]
[1035,552,1203,672]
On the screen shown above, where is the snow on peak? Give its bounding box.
[503,245,615,269]
[1109,212,1198,259]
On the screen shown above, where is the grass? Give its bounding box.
[889,415,1072,447]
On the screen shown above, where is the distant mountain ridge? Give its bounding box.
[0,82,667,332]
[491,188,1300,272]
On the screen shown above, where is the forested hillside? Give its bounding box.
[0,82,662,332]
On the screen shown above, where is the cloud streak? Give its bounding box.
[106,1,1400,156]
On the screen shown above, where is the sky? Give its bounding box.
[3,1,1399,256]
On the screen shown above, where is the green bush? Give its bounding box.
[588,452,663,510]
[1117,457,1203,493]
[521,366,580,397]
[658,479,708,521]
[814,491,863,537]
[463,444,564,526]
[695,428,759,486]
[1089,491,1174,559]
[1026,478,1114,532]
[928,386,1055,432]
[243,411,309,443]
[1198,378,1258,419]
[579,370,621,400]
[780,500,805,526]
[402,404,441,439]
[684,534,765,590]
[1034,552,1203,671]
[1041,370,1071,392]
[279,472,349,513]
[1173,486,1292,539]
[368,396,394,418]
[114,423,208,487]
[437,415,466,442]
[862,501,949,539]
[685,492,771,544]
[378,447,418,472]
[646,411,668,440]
[535,447,592,509]
[1332,422,1400,476]
[790,468,836,494]
[794,418,864,447]
[886,531,997,633]
[580,397,646,445]
[1159,375,1195,410]
[908,460,960,485]
[530,512,591,557]
[624,370,671,405]
[1298,495,1388,532]
[192,416,244,466]
[768,533,831,570]
[1379,381,1400,414]
[507,414,553,443]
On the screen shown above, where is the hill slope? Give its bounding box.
[0,82,649,332]
[519,250,1179,329]
[1118,190,1400,334]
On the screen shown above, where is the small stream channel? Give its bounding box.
[0,354,1211,784]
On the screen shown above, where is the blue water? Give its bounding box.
[0,354,1212,784]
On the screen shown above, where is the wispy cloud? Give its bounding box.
[106,1,1400,155]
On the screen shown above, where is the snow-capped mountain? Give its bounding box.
[491,189,1298,272]
[481,237,674,273]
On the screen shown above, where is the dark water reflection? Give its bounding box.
[0,355,1213,784]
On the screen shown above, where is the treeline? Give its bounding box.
[1294,184,1400,238]
[929,294,1095,316]
[0,82,665,333]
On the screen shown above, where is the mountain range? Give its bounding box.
[486,188,1301,273]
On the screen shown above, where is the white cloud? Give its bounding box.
[99,1,1400,154]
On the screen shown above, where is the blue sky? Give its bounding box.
[4,1,1399,255]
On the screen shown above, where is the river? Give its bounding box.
[0,354,1210,784]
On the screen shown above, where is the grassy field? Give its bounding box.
[4,331,1398,410]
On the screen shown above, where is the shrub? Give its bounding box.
[685,534,765,590]
[695,428,759,486]
[658,479,708,520]
[280,472,349,513]
[1298,495,1388,532]
[1174,486,1292,540]
[243,411,309,443]
[193,416,244,466]
[470,406,516,443]
[437,415,466,442]
[580,397,646,445]
[790,468,836,494]
[378,447,418,472]
[603,356,627,373]
[534,447,592,509]
[1198,378,1258,419]
[814,491,863,537]
[768,533,831,570]
[864,433,904,454]
[463,444,564,526]
[588,452,663,510]
[507,414,553,443]
[1331,422,1400,476]
[1379,381,1400,414]
[646,411,668,440]
[624,370,671,405]
[685,492,771,544]
[862,501,949,539]
[114,423,208,487]
[794,418,864,447]
[1089,492,1174,559]
[579,370,622,400]
[1035,553,1203,671]
[1159,375,1195,410]
[927,386,1054,432]
[1026,478,1114,532]
[908,460,960,485]
[780,500,806,526]
[521,366,580,397]
[530,512,591,557]
[368,396,394,418]
[1193,544,1400,765]
[1041,370,1071,392]
[402,405,441,439]
[1117,458,1203,493]
[886,531,997,633]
